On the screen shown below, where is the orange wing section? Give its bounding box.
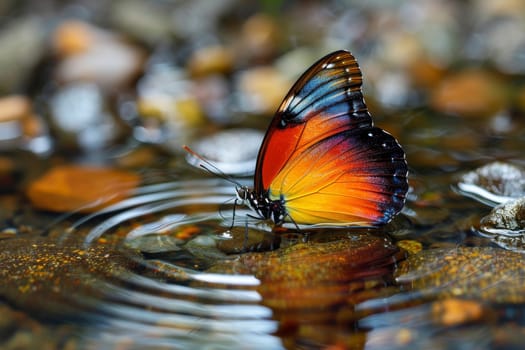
[254,51,372,193]
[268,127,408,226]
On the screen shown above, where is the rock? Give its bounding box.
[0,95,29,144]
[52,20,94,57]
[210,233,401,314]
[395,246,525,303]
[457,162,525,205]
[215,227,279,254]
[185,128,264,176]
[238,14,282,62]
[136,65,205,147]
[396,240,423,255]
[110,1,173,45]
[187,45,234,77]
[477,197,525,252]
[480,197,525,234]
[236,66,291,115]
[192,75,231,123]
[0,236,135,319]
[26,165,141,213]
[0,95,32,123]
[0,17,46,93]
[470,0,525,73]
[48,83,122,150]
[53,20,146,90]
[430,70,507,118]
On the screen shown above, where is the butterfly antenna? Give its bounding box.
[182,145,243,187]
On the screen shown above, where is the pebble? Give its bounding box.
[457,161,525,205]
[0,95,33,144]
[136,65,205,139]
[479,196,525,236]
[49,83,121,150]
[431,299,484,326]
[236,66,291,115]
[0,95,32,122]
[53,21,146,90]
[26,165,141,213]
[52,20,94,57]
[430,70,507,118]
[109,1,173,45]
[187,45,234,77]
[239,14,281,62]
[0,17,46,93]
[185,128,264,176]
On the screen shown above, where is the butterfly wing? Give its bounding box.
[255,50,372,193]
[254,50,408,226]
[268,127,407,225]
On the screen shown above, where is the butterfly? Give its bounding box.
[187,50,408,227]
[234,50,408,227]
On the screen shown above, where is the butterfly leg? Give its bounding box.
[228,198,240,231]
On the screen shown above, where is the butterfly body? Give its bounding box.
[241,50,408,227]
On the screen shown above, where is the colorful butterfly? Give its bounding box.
[234,50,408,227]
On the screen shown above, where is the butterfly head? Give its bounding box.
[235,185,250,203]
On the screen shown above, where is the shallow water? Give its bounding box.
[3,1,525,349]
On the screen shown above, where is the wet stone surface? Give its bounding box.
[457,162,525,205]
[0,236,136,320]
[395,246,525,303]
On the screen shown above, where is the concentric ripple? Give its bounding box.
[61,178,285,349]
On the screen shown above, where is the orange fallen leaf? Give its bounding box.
[26,165,140,213]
